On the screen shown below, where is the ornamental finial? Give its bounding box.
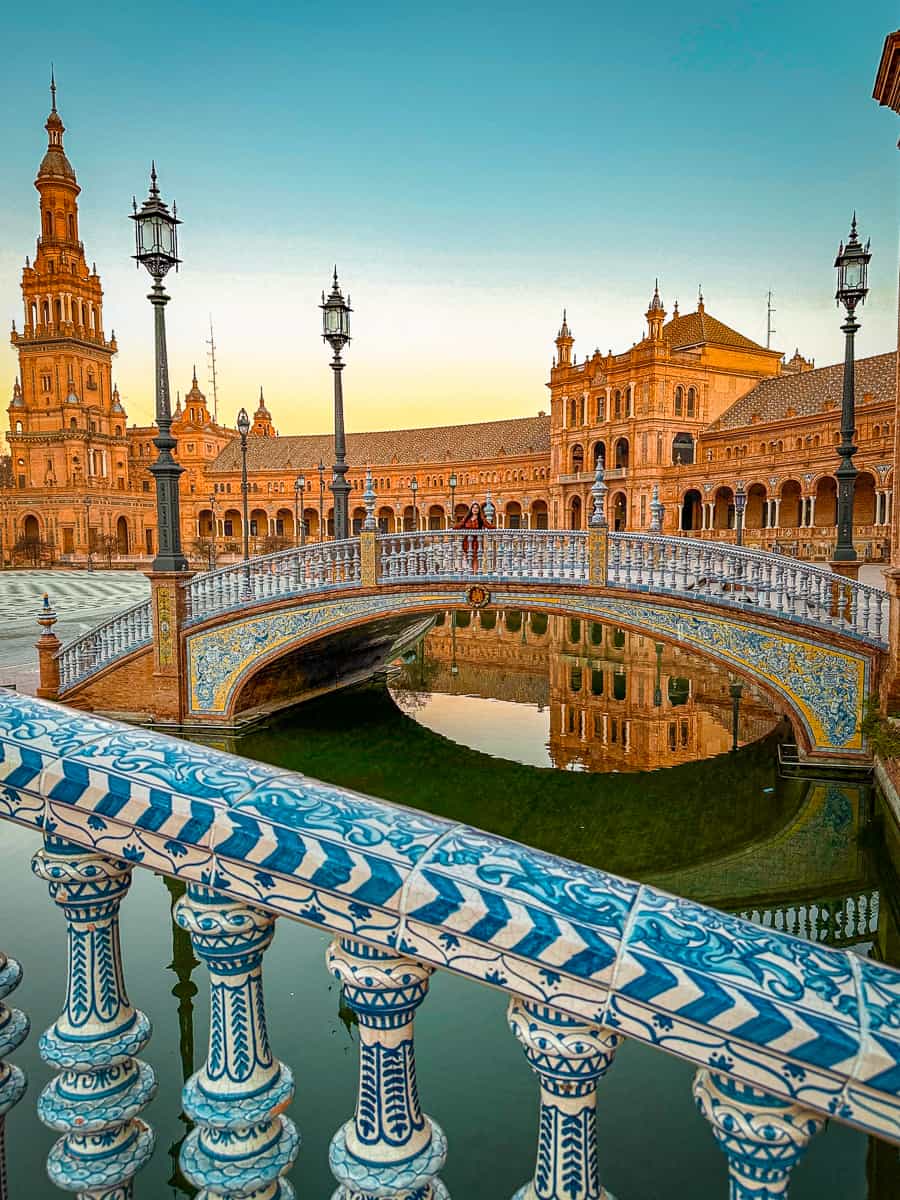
[590,458,608,528]
[363,466,377,531]
[50,64,57,113]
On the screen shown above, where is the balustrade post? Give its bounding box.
[35,593,61,700]
[31,840,157,1198]
[0,949,29,1200]
[692,1070,824,1199]
[326,937,448,1200]
[174,885,299,1199]
[508,997,620,1200]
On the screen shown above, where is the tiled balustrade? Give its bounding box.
[0,689,897,1197]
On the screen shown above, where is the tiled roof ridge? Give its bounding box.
[708,350,896,431]
[247,412,549,444]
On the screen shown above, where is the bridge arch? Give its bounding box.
[183,585,871,759]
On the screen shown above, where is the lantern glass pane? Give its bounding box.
[159,219,175,257]
[325,308,340,333]
[844,260,863,289]
[340,308,350,335]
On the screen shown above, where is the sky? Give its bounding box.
[1,2,898,437]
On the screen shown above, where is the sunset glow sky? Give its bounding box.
[1,2,898,436]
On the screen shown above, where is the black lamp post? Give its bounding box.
[449,472,458,528]
[237,408,251,567]
[734,481,746,547]
[130,164,187,573]
[729,680,743,752]
[411,476,419,531]
[321,269,352,540]
[317,459,326,541]
[84,494,93,573]
[208,492,217,571]
[294,474,306,547]
[653,641,663,708]
[833,215,872,563]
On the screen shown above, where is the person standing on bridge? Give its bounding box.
[455,501,493,572]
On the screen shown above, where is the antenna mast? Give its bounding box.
[766,290,776,349]
[206,315,219,422]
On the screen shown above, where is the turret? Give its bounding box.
[250,386,276,437]
[645,280,666,342]
[555,310,574,368]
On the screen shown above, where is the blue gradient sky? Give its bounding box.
[1,2,898,435]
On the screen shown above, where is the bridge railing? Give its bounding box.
[0,690,897,1197]
[55,597,153,690]
[380,527,589,582]
[183,538,361,623]
[608,533,889,646]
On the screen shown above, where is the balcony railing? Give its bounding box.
[0,690,897,1197]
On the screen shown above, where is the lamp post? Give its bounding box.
[729,679,743,752]
[294,474,306,547]
[317,459,326,541]
[208,492,217,571]
[84,494,93,572]
[130,163,187,573]
[410,476,419,531]
[236,407,251,569]
[833,215,872,563]
[321,269,352,540]
[653,642,663,708]
[734,481,746,547]
[449,472,458,528]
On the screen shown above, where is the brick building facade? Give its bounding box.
[2,90,896,569]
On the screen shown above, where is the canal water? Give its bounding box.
[4,610,899,1197]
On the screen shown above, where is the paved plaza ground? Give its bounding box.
[0,561,887,698]
[0,569,150,694]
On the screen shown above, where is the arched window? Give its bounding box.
[687,387,696,416]
[44,211,53,236]
[592,441,605,468]
[571,444,584,473]
[614,390,622,418]
[614,438,629,469]
[69,418,77,431]
[14,420,23,434]
[67,214,75,239]
[674,386,683,415]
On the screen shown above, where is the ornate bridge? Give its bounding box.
[39,525,889,759]
[0,690,897,1199]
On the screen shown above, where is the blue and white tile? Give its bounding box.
[604,991,849,1119]
[0,692,115,759]
[212,854,402,944]
[614,887,861,1072]
[403,828,639,987]
[40,732,288,849]
[0,783,45,829]
[45,801,214,881]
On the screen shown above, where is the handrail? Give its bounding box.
[55,529,888,693]
[183,537,361,623]
[54,597,153,690]
[0,690,897,1152]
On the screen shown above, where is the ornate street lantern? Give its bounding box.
[321,268,353,538]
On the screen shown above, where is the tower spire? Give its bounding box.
[50,65,57,113]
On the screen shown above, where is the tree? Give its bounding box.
[259,535,291,556]
[192,538,217,571]
[95,533,120,569]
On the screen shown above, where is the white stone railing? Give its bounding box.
[379,528,589,582]
[735,889,880,949]
[55,598,153,691]
[607,532,889,645]
[184,538,361,623]
[0,691,897,1197]
[53,529,888,694]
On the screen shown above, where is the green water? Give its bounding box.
[4,612,899,1197]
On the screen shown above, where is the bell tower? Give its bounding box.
[8,76,122,492]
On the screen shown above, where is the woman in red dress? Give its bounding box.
[454,501,494,572]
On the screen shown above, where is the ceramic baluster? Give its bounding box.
[326,937,448,1200]
[31,840,157,1198]
[508,997,620,1200]
[0,949,29,1200]
[174,886,298,1199]
[692,1070,825,1198]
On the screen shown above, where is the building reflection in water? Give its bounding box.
[164,877,200,1198]
[396,609,781,773]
